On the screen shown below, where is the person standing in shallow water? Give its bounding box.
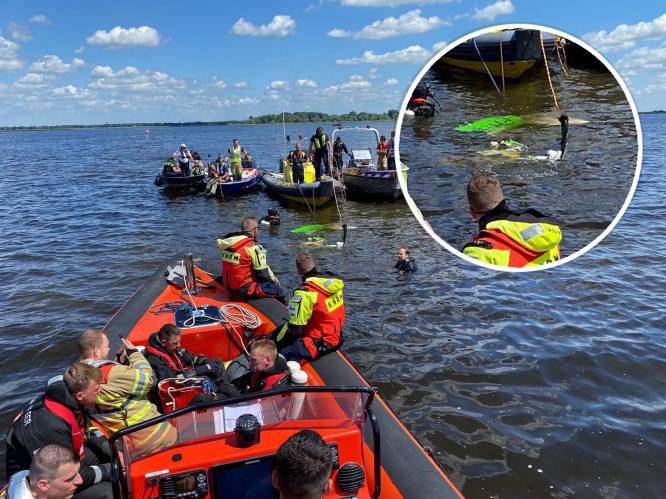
[395,246,417,273]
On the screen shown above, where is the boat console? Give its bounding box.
[110,387,380,499]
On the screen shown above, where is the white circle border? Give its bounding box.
[395,23,643,273]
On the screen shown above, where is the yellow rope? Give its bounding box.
[540,31,559,109]
[555,36,569,76]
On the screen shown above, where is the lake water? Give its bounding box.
[0,117,664,498]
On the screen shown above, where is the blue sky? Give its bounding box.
[0,0,665,126]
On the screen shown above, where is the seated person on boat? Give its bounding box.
[4,444,83,499]
[217,216,289,304]
[5,363,113,499]
[190,151,206,175]
[78,329,176,454]
[273,253,344,363]
[206,154,231,196]
[233,339,289,393]
[144,324,239,400]
[174,144,193,176]
[288,143,307,184]
[163,154,181,175]
[273,430,333,499]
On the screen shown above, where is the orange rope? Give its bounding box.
[540,31,559,109]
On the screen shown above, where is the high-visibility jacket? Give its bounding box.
[311,134,327,151]
[216,232,276,296]
[83,353,176,453]
[283,271,344,359]
[463,202,561,267]
[229,145,243,165]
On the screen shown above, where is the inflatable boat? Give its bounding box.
[100,254,463,498]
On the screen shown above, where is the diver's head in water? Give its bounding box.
[466,175,504,221]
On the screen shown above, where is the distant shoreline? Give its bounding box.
[0,110,399,132]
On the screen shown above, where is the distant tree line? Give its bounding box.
[0,110,400,131]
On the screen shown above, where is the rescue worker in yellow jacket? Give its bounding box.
[78,329,176,454]
[462,175,562,267]
[273,253,344,363]
[227,138,247,181]
[217,216,289,304]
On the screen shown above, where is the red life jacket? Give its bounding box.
[472,228,544,267]
[43,397,85,459]
[221,235,260,296]
[145,345,186,373]
[300,280,344,359]
[250,371,287,392]
[377,142,388,155]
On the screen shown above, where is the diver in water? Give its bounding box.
[260,208,281,226]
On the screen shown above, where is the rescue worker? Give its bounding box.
[4,444,83,499]
[332,136,351,173]
[78,329,176,454]
[144,324,239,398]
[233,339,289,393]
[309,127,329,179]
[377,135,388,171]
[227,138,247,181]
[217,216,289,304]
[260,207,281,226]
[462,174,562,267]
[273,253,344,363]
[288,143,307,184]
[5,363,113,499]
[273,430,333,499]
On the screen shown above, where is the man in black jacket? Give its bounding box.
[144,323,239,398]
[5,363,113,499]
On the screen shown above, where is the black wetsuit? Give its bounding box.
[395,258,417,273]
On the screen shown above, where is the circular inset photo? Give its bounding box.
[396,24,641,271]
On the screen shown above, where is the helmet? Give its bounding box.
[268,207,279,217]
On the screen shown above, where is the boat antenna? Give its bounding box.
[559,114,569,159]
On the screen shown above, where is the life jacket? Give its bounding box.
[217,233,265,296]
[377,142,388,155]
[145,345,186,373]
[312,134,327,151]
[289,150,306,163]
[42,397,85,459]
[229,145,242,164]
[249,357,289,392]
[463,219,561,267]
[297,275,345,359]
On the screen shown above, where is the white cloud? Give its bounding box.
[472,0,514,21]
[270,80,288,89]
[89,65,185,93]
[86,26,162,48]
[328,9,448,39]
[326,74,372,92]
[233,81,249,88]
[583,13,666,53]
[617,46,666,72]
[296,79,318,88]
[368,67,380,79]
[211,77,227,89]
[231,15,296,37]
[29,55,84,74]
[12,72,52,88]
[336,44,431,64]
[385,78,398,86]
[74,46,85,54]
[342,0,455,6]
[432,41,447,53]
[30,15,51,25]
[8,22,32,42]
[0,36,23,71]
[52,85,93,99]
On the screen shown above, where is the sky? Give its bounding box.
[1,0,665,126]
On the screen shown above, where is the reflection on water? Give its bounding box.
[400,65,638,257]
[0,117,664,498]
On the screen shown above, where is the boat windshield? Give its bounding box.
[116,389,367,463]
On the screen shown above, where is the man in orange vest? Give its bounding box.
[274,253,344,363]
[463,174,562,268]
[217,216,289,304]
[5,363,113,498]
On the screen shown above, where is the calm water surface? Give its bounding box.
[0,118,664,498]
[399,65,639,257]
